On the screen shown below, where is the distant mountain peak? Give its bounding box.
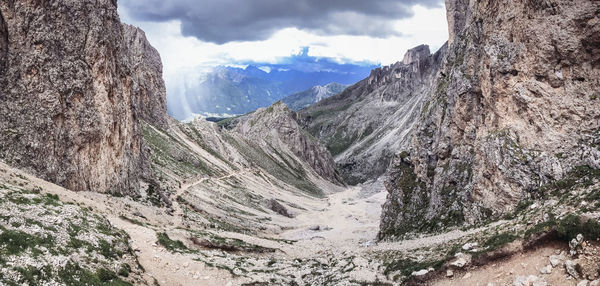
[281,82,348,111]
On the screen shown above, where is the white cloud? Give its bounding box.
[119,4,447,71]
[118,4,448,117]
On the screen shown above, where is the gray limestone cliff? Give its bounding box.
[379,0,600,239]
[0,0,167,195]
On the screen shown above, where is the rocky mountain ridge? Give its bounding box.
[168,60,376,120]
[299,44,445,184]
[234,101,343,185]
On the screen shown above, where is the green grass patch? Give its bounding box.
[0,226,54,256]
[156,232,188,252]
[58,262,132,286]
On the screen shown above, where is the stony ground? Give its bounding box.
[2,118,600,286]
[2,160,598,286]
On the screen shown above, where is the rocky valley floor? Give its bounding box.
[1,158,599,285]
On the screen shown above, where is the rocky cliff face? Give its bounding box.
[379,0,600,238]
[123,24,169,130]
[299,45,445,184]
[0,0,167,195]
[235,101,343,185]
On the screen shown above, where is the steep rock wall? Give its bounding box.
[380,0,600,238]
[0,0,167,194]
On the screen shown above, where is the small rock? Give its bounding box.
[565,260,581,279]
[463,242,478,251]
[133,211,146,218]
[462,273,472,279]
[233,268,244,276]
[451,257,468,268]
[412,269,429,276]
[308,225,320,231]
[514,275,527,286]
[549,255,563,267]
[446,269,454,277]
[540,265,552,274]
[514,275,545,286]
[578,280,590,286]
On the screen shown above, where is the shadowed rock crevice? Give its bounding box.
[0,9,7,73]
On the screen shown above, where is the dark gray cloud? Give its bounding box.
[120,0,443,44]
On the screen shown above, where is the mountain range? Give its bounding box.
[167,48,377,120]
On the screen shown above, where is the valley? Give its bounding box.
[0,0,599,285]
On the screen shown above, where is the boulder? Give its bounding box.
[462,242,479,251]
[570,234,584,256]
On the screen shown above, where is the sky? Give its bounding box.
[118,0,448,75]
[117,0,449,118]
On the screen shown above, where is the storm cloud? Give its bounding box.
[120,0,444,44]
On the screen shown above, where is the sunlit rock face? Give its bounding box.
[0,0,167,195]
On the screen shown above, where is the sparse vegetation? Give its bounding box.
[482,232,518,252]
[0,184,139,285]
[524,214,600,242]
[539,165,600,197]
[142,122,219,178]
[157,232,189,252]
